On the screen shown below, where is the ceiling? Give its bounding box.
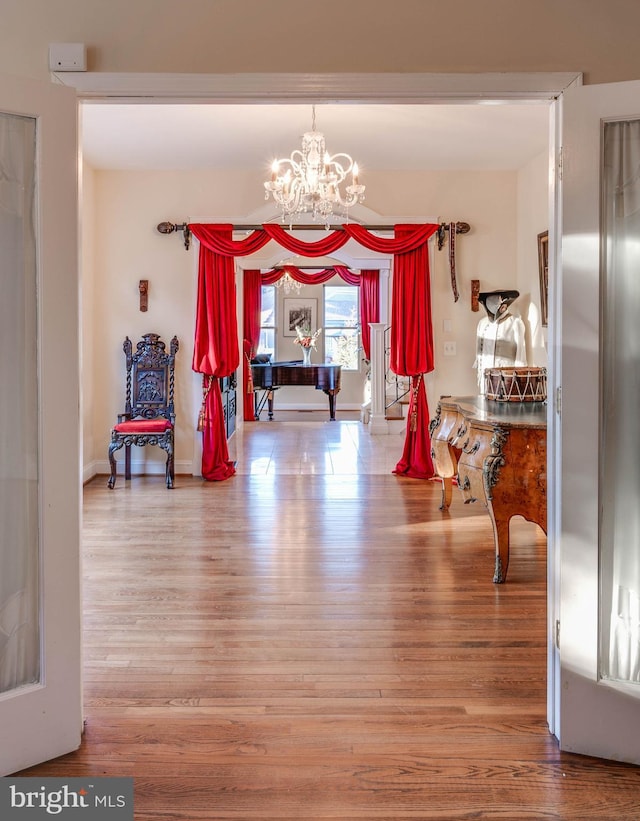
[80,102,550,173]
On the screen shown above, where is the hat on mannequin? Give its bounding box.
[478,289,520,322]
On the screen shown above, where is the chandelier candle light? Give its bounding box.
[264,106,365,227]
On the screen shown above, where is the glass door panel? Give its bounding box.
[0,71,80,776]
[0,112,39,695]
[600,119,640,685]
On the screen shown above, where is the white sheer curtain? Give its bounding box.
[0,112,40,693]
[601,119,640,683]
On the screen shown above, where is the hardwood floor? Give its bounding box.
[18,421,640,819]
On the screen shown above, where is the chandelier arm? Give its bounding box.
[326,153,355,171]
[333,191,360,209]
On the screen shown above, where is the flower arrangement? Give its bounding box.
[293,325,322,349]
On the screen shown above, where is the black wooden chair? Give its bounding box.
[107,333,179,489]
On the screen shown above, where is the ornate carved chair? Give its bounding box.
[107,333,179,489]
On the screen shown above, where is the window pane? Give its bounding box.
[261,285,275,327]
[323,285,359,370]
[324,286,358,328]
[325,328,359,369]
[257,329,274,358]
[257,285,276,359]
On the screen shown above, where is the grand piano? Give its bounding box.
[251,359,342,420]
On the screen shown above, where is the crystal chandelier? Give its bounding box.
[264,106,365,226]
[274,268,303,295]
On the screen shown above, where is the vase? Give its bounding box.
[301,346,312,366]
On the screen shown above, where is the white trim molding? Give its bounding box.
[55,71,582,103]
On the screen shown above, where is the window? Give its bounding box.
[323,285,359,370]
[258,285,275,359]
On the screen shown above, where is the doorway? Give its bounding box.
[72,70,576,748]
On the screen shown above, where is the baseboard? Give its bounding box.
[83,461,99,485]
[87,459,194,481]
[274,402,362,411]
[385,418,407,435]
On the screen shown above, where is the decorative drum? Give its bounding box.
[484,366,547,402]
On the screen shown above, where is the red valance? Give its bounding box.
[189,222,438,260]
[342,222,439,254]
[190,223,269,258]
[261,265,360,286]
[262,224,350,256]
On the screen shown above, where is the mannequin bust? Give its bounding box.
[474,289,526,393]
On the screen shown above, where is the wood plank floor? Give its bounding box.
[18,420,640,819]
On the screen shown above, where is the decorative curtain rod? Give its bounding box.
[156,220,470,251]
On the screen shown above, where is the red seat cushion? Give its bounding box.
[113,419,172,434]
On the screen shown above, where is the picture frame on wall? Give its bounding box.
[283,298,317,336]
[537,230,549,327]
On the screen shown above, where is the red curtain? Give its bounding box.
[360,270,379,360]
[242,269,262,421]
[189,222,438,480]
[191,225,241,480]
[390,225,439,479]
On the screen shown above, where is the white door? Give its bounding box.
[560,79,640,763]
[0,72,81,774]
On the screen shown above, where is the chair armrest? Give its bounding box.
[117,413,131,423]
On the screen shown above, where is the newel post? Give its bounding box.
[367,322,390,434]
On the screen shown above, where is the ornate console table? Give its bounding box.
[430,395,547,583]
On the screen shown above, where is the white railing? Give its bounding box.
[383,326,411,413]
[366,323,409,433]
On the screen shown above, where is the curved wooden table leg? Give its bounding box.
[489,511,511,584]
[440,476,453,510]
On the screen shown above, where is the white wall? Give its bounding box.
[419,169,520,407]
[84,159,549,478]
[88,170,202,478]
[4,1,640,85]
[517,150,550,368]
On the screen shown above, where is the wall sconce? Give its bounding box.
[139,279,149,312]
[471,279,480,312]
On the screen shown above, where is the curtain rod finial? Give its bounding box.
[157,221,191,250]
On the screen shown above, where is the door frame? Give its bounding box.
[58,68,581,740]
[558,78,640,762]
[0,72,82,776]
